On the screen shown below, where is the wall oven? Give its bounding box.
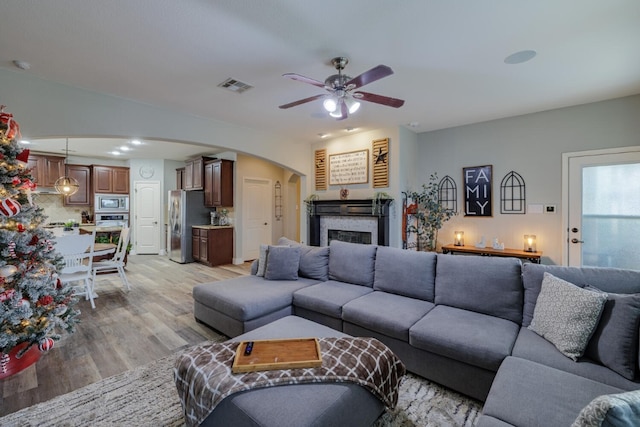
[95,194,129,213]
[95,213,129,228]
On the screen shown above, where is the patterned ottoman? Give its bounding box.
[175,316,403,427]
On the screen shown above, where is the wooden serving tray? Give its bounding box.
[232,338,322,373]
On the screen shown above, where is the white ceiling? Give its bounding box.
[1,0,639,161]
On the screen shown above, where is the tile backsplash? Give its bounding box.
[33,193,86,224]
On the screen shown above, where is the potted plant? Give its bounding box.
[406,174,456,251]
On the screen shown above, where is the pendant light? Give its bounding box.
[54,138,79,196]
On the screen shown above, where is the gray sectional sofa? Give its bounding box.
[192,238,640,426]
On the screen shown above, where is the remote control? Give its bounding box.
[244,341,254,356]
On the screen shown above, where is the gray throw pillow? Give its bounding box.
[264,245,301,281]
[276,236,329,281]
[298,245,329,281]
[572,389,640,427]
[256,244,269,277]
[584,286,640,380]
[529,272,608,361]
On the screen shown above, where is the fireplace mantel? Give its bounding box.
[308,199,392,246]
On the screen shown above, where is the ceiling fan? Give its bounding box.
[279,57,405,120]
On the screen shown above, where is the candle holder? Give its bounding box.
[524,235,537,252]
[454,231,464,246]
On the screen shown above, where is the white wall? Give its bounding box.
[415,95,640,264]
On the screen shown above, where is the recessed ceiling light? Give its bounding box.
[317,133,329,139]
[120,145,131,151]
[504,50,537,65]
[19,140,30,144]
[111,151,121,155]
[130,139,142,145]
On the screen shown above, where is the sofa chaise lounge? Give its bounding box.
[192,238,640,426]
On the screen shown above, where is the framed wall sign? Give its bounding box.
[329,149,369,185]
[463,165,492,216]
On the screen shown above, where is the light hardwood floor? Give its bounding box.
[0,254,250,416]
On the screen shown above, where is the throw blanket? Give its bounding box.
[174,337,406,427]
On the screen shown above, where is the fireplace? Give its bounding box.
[308,199,392,246]
[328,229,372,245]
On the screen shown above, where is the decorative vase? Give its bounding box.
[340,187,349,200]
[0,341,42,380]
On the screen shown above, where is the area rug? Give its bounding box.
[0,347,482,427]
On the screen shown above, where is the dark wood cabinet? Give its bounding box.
[27,154,65,187]
[184,157,211,190]
[176,167,185,190]
[192,227,233,266]
[204,159,234,207]
[92,166,129,194]
[192,228,201,261]
[63,165,91,206]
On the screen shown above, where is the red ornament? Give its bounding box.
[0,198,21,217]
[37,295,54,306]
[0,289,16,302]
[0,109,21,141]
[16,223,25,232]
[15,149,30,166]
[38,338,55,352]
[12,176,20,185]
[29,235,39,246]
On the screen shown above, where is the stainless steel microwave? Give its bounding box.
[95,194,129,213]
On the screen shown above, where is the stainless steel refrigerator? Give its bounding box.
[168,190,210,263]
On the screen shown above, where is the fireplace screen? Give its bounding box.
[328,229,372,245]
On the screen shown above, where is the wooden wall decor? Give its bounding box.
[372,138,389,188]
[314,149,327,191]
[329,149,369,185]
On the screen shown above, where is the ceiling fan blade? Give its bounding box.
[279,94,325,109]
[345,65,394,89]
[353,91,405,108]
[282,73,326,88]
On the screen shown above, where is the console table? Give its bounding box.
[441,244,542,263]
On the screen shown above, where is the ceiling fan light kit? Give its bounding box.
[280,56,404,120]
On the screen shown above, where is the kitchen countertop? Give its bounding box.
[192,225,234,230]
[79,226,124,233]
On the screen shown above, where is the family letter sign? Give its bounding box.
[464,165,492,217]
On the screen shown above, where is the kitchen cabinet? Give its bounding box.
[63,165,91,206]
[93,166,130,194]
[192,226,233,266]
[184,157,202,190]
[204,159,234,207]
[176,167,185,190]
[191,227,208,263]
[27,154,65,187]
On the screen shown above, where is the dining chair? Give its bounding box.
[92,227,131,291]
[55,232,97,309]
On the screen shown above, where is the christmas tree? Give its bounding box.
[0,105,80,378]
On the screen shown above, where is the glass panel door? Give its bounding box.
[567,148,640,268]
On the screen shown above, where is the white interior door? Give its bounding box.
[243,178,272,260]
[134,181,161,254]
[564,147,640,268]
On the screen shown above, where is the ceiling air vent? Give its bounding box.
[218,78,253,94]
